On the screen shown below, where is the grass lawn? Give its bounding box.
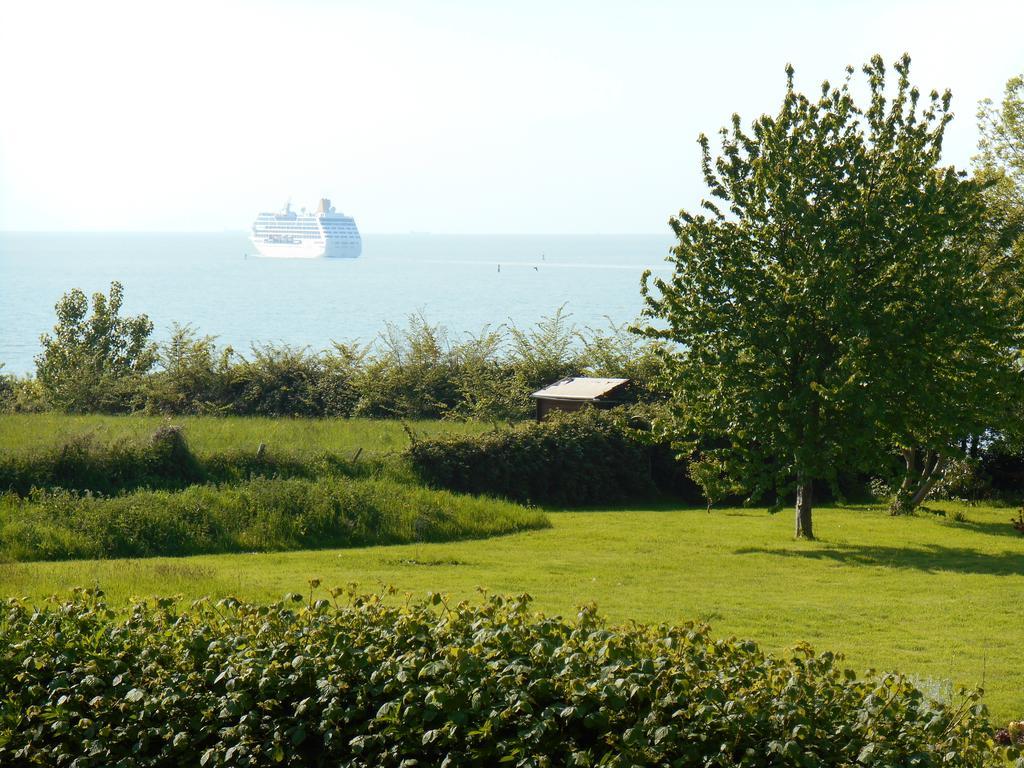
[0,413,493,458]
[3,501,1022,722]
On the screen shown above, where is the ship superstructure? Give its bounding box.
[251,198,361,258]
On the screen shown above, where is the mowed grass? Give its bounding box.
[0,413,493,458]
[3,501,1022,722]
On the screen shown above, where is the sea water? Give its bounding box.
[0,232,675,375]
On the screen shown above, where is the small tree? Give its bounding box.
[637,55,1021,537]
[35,282,156,412]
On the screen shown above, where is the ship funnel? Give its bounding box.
[317,198,331,214]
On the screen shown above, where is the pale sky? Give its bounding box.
[1,0,1021,234]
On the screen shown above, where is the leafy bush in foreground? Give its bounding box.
[0,477,548,561]
[0,589,1006,767]
[407,408,702,506]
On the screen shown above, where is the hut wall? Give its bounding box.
[536,399,616,421]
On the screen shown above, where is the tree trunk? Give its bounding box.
[795,479,814,539]
[897,448,916,497]
[908,454,949,508]
[892,448,918,515]
[892,448,949,514]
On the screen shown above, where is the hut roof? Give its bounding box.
[530,377,630,402]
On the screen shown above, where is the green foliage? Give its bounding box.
[580,320,666,402]
[507,304,582,390]
[34,281,157,413]
[637,55,1023,536]
[977,72,1024,214]
[932,456,992,502]
[232,343,337,418]
[144,323,235,414]
[0,368,46,414]
[448,327,526,422]
[407,407,701,506]
[354,315,464,419]
[0,588,1005,767]
[8,305,666,419]
[0,476,548,561]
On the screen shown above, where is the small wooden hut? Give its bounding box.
[529,377,631,421]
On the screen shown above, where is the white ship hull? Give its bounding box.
[250,238,362,259]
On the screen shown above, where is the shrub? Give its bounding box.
[0,589,1005,767]
[143,323,235,415]
[980,441,1024,498]
[0,369,47,414]
[353,316,463,419]
[0,476,549,561]
[407,407,701,506]
[228,344,331,418]
[933,457,993,501]
[507,305,582,391]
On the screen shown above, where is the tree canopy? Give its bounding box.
[35,281,156,412]
[637,55,1022,537]
[975,73,1024,312]
[977,73,1024,209]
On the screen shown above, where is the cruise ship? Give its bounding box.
[251,199,362,258]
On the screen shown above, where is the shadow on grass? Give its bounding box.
[950,518,1024,541]
[734,543,1024,576]
[540,500,706,514]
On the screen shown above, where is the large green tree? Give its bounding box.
[35,281,156,412]
[890,73,1024,514]
[977,73,1024,212]
[637,55,1022,537]
[975,73,1024,309]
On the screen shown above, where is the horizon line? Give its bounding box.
[0,229,670,237]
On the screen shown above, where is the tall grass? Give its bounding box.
[0,413,491,458]
[0,476,550,562]
[0,423,395,497]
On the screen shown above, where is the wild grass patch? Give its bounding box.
[0,477,549,562]
[0,413,492,459]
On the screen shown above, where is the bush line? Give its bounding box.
[407,408,703,507]
[0,588,1006,767]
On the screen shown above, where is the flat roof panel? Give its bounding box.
[530,377,630,401]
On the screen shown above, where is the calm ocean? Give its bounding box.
[0,233,675,375]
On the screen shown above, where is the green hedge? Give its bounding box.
[0,589,1005,767]
[6,307,666,420]
[407,408,701,506]
[0,477,549,562]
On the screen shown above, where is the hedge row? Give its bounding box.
[407,408,703,507]
[0,477,549,562]
[2,310,664,420]
[0,589,1006,767]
